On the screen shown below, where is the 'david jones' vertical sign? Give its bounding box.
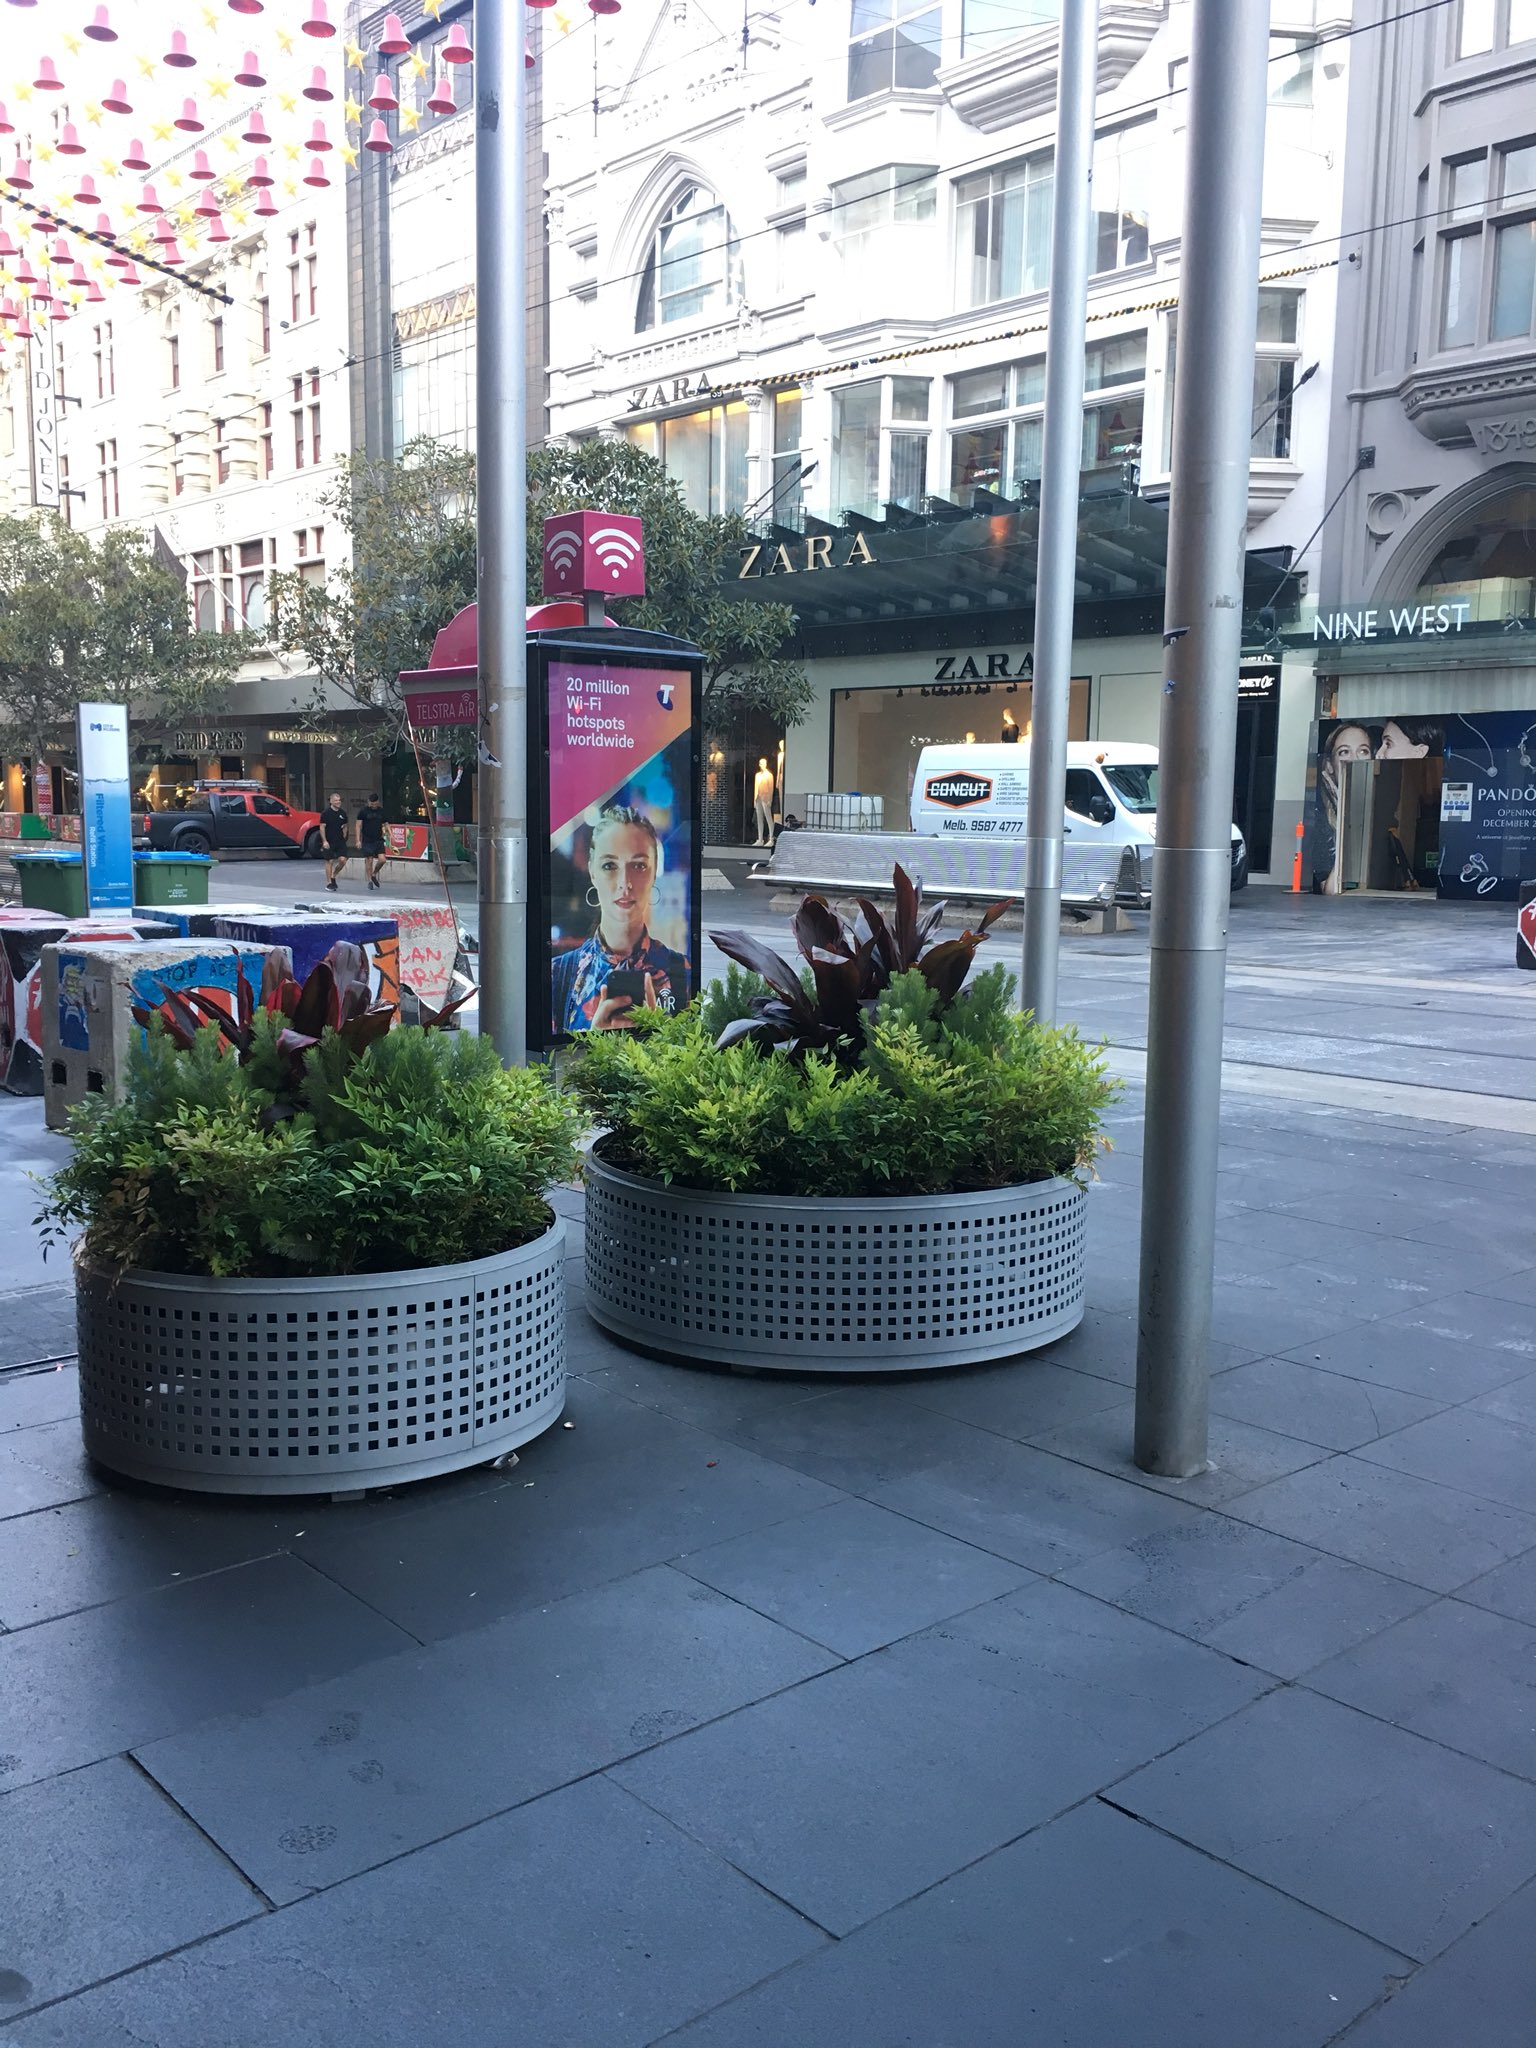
[28,335,60,512]
[76,703,134,911]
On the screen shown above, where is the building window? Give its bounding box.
[832,375,932,519]
[1459,0,1536,52]
[210,316,224,375]
[635,186,742,332]
[306,251,318,318]
[848,0,941,102]
[167,333,180,390]
[96,439,119,519]
[955,151,1053,309]
[308,370,322,464]
[831,164,936,290]
[260,401,273,477]
[239,538,273,631]
[257,293,271,356]
[1163,296,1300,466]
[774,217,806,298]
[1092,124,1153,275]
[92,321,114,399]
[190,547,237,633]
[1435,142,1536,348]
[770,389,805,524]
[214,419,229,487]
[386,12,475,134]
[59,452,74,527]
[171,432,184,496]
[949,334,1143,506]
[622,403,749,515]
[1267,35,1315,105]
[960,0,1059,60]
[295,526,325,587]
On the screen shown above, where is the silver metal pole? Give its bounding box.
[476,0,529,1063]
[1134,0,1270,1477]
[1020,0,1098,1026]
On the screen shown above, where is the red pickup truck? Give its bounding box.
[143,787,325,860]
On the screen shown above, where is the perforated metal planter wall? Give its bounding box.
[585,1148,1085,1374]
[75,1222,567,1495]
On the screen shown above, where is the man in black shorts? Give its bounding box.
[359,792,387,891]
[321,792,349,891]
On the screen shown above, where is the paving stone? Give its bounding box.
[0,1776,824,2048]
[0,1285,77,1372]
[0,1491,289,1630]
[1353,1407,1536,1514]
[1335,1877,1536,2045]
[1471,1267,1536,1307]
[895,1356,1132,1439]
[1306,1597,1536,1781]
[663,1798,1403,2048]
[136,1563,836,1904]
[0,1555,411,1788]
[0,1362,79,1434]
[1227,1455,1536,1592]
[864,1425,1200,1573]
[1061,1517,1433,1678]
[716,1386,1009,1494]
[0,1418,104,1521]
[1384,1291,1536,1367]
[612,1580,1265,1936]
[674,1498,1034,1656]
[1457,1548,1536,1628]
[1280,1319,1530,1403]
[1029,1399,1328,1506]
[293,1423,841,1642]
[1206,1282,1370,1359]
[0,1756,260,2018]
[1209,1357,1443,1451]
[1469,1370,1536,1428]
[1112,1686,1536,1961]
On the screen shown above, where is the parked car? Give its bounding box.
[143,783,325,860]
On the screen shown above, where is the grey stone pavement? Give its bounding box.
[4,869,1536,2044]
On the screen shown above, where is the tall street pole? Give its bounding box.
[476,0,530,1064]
[1019,0,1098,1026]
[1134,0,1270,1477]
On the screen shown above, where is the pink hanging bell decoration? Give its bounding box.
[164,27,196,67]
[302,66,333,102]
[207,209,230,243]
[75,173,101,204]
[136,182,164,214]
[194,186,221,216]
[241,107,270,144]
[234,51,265,87]
[366,72,397,112]
[7,155,34,189]
[121,138,150,170]
[34,56,65,91]
[426,75,456,116]
[160,239,185,266]
[378,13,409,54]
[227,0,263,14]
[174,98,204,133]
[84,4,117,40]
[363,117,393,154]
[190,148,215,180]
[0,103,12,136]
[306,120,332,152]
[67,259,89,287]
[102,80,133,114]
[303,154,331,186]
[245,155,273,188]
[253,191,277,218]
[302,0,334,36]
[442,22,473,62]
[86,276,107,302]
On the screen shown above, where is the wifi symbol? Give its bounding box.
[592,526,642,581]
[545,531,582,577]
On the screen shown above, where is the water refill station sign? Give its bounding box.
[76,702,134,910]
[397,513,704,1052]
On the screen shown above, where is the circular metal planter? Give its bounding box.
[75,1221,567,1496]
[585,1146,1085,1374]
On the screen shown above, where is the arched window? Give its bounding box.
[635,185,742,331]
[1415,483,1536,615]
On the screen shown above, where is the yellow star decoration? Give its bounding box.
[208,77,231,101]
[137,56,158,80]
[282,177,297,196]
[400,104,421,131]
[201,4,220,28]
[152,122,173,143]
[37,142,54,161]
[345,40,368,71]
[14,83,33,103]
[283,141,300,161]
[553,11,573,30]
[222,134,241,154]
[230,203,249,225]
[101,157,119,177]
[62,32,84,56]
[343,94,363,125]
[85,102,104,125]
[409,50,429,80]
[424,0,444,19]
[337,139,358,167]
[275,30,295,55]
[56,188,75,210]
[165,168,185,188]
[277,91,297,113]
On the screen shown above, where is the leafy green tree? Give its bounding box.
[268,437,478,748]
[0,516,247,766]
[527,438,811,734]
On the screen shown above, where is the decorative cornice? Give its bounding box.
[937,3,1169,133]
[396,284,476,342]
[1399,350,1536,445]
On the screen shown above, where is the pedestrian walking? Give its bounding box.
[321,792,349,891]
[359,792,387,891]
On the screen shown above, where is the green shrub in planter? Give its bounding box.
[571,868,1114,1200]
[40,1010,583,1281]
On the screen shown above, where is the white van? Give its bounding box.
[909,742,1248,891]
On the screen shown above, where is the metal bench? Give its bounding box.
[752,828,1143,928]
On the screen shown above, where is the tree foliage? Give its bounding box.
[527,438,811,733]
[0,516,248,762]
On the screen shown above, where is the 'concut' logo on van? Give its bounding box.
[924,773,993,809]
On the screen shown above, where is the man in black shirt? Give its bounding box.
[321,793,349,891]
[359,793,387,891]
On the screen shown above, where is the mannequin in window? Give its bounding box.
[1001,709,1021,744]
[752,758,775,846]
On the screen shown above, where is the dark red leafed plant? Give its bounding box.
[710,864,1010,1060]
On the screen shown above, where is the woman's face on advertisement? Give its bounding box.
[1330,726,1373,764]
[1377,720,1428,760]
[592,825,656,927]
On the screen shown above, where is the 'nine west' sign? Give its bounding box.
[1312,602,1472,643]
